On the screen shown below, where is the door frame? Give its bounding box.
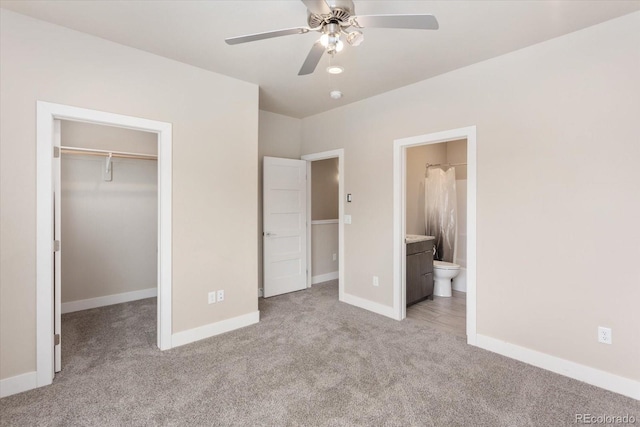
[393,126,477,345]
[301,149,345,301]
[36,101,173,388]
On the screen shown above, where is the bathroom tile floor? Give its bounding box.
[407,290,466,338]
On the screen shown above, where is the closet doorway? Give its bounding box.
[36,102,172,389]
[301,149,345,300]
[56,120,158,371]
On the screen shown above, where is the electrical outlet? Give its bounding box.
[332,253,337,261]
[373,276,379,287]
[208,291,216,304]
[217,289,224,302]
[598,326,612,344]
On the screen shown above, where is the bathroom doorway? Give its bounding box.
[393,126,477,345]
[405,139,468,338]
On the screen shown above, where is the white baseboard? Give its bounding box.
[312,271,339,285]
[476,334,640,400]
[0,371,37,398]
[61,287,157,314]
[341,292,397,320]
[171,311,260,348]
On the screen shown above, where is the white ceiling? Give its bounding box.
[2,1,638,118]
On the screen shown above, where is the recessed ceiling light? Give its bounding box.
[327,66,344,75]
[330,90,343,100]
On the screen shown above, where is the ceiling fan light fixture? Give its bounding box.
[346,30,364,47]
[320,32,339,48]
[319,33,330,47]
[320,33,343,53]
[321,22,344,54]
[327,65,344,74]
[225,1,439,76]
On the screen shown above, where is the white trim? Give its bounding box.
[341,292,396,319]
[36,101,173,392]
[301,149,345,302]
[36,102,54,387]
[311,219,339,225]
[466,128,477,346]
[304,161,312,288]
[393,126,477,346]
[476,334,640,400]
[312,271,339,284]
[171,311,260,348]
[61,287,157,314]
[53,120,61,372]
[0,372,37,398]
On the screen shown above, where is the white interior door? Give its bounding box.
[263,157,307,298]
[53,119,62,372]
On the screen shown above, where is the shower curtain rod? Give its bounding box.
[60,145,157,160]
[425,162,467,168]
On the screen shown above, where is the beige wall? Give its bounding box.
[301,12,640,381]
[0,11,259,379]
[257,110,302,289]
[61,121,157,303]
[61,120,158,154]
[405,143,446,235]
[311,158,339,220]
[311,224,339,277]
[446,139,467,180]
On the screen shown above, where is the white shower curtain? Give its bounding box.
[424,167,457,263]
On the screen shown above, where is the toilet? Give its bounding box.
[433,261,461,297]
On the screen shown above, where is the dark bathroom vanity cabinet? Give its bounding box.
[406,238,434,306]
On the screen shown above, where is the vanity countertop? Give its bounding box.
[405,234,435,244]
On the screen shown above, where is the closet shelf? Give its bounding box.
[60,146,157,160]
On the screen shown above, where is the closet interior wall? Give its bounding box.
[311,158,339,281]
[60,121,158,311]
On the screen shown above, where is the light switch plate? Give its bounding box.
[344,215,352,224]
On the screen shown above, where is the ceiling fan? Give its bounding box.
[225,0,439,76]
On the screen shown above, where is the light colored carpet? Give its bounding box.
[1,280,637,426]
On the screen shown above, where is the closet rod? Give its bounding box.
[60,146,157,160]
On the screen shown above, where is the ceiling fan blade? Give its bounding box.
[298,42,325,76]
[301,0,332,15]
[354,14,439,30]
[225,27,310,45]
